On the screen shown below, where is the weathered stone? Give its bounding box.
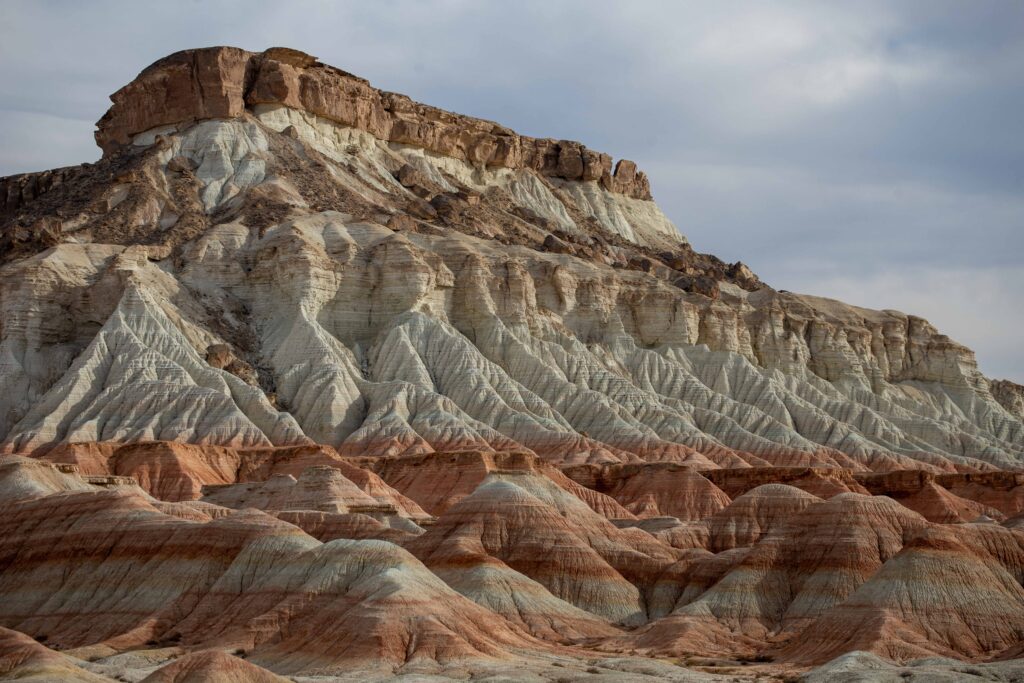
[165,155,196,173]
[95,46,251,151]
[0,44,1021,681]
[992,378,1024,420]
[94,47,655,198]
[542,233,573,254]
[405,197,437,219]
[394,163,425,188]
[386,213,417,231]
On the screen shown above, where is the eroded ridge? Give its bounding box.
[0,45,1021,682]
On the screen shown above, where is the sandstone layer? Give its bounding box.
[93,47,655,199]
[0,45,1022,682]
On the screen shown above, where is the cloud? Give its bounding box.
[777,265,1024,384]
[0,0,1020,380]
[0,109,99,173]
[646,161,1024,270]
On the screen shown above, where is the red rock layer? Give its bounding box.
[95,47,653,199]
[7,445,1024,671]
[936,471,1024,517]
[619,493,932,659]
[562,462,731,520]
[857,470,1006,523]
[40,441,429,519]
[357,449,635,519]
[141,649,288,683]
[42,441,239,501]
[405,471,677,627]
[0,456,541,673]
[656,483,822,552]
[701,466,868,499]
[780,522,1024,664]
[0,626,106,682]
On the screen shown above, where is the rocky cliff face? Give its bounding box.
[0,46,1022,681]
[1,48,1019,472]
[993,379,1024,420]
[94,47,654,198]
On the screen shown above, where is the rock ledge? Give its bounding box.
[95,46,653,199]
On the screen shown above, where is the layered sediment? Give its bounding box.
[0,45,1021,682]
[94,47,654,199]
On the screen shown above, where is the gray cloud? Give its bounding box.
[1,0,1021,380]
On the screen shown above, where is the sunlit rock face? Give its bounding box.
[0,46,1022,682]
[1,47,1020,470]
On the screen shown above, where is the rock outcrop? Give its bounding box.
[37,441,430,520]
[701,466,868,499]
[0,45,1021,681]
[0,455,541,676]
[562,462,731,520]
[0,626,109,682]
[95,47,654,200]
[937,471,1024,517]
[992,380,1024,420]
[1,44,1020,471]
[856,470,1007,523]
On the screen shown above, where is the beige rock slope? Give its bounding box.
[0,46,1021,473]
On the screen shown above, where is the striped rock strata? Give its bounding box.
[38,441,428,515]
[700,466,868,499]
[0,456,541,676]
[139,650,288,683]
[356,448,635,519]
[563,461,732,520]
[3,451,1024,676]
[0,626,110,682]
[1,455,750,680]
[615,489,1024,664]
[0,46,1022,681]
[856,469,1007,523]
[405,470,677,629]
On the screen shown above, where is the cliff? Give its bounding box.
[96,46,653,198]
[0,45,1023,681]
[0,46,1019,472]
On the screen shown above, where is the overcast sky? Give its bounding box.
[1,1,1021,381]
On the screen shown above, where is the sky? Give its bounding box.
[1,1,1021,381]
